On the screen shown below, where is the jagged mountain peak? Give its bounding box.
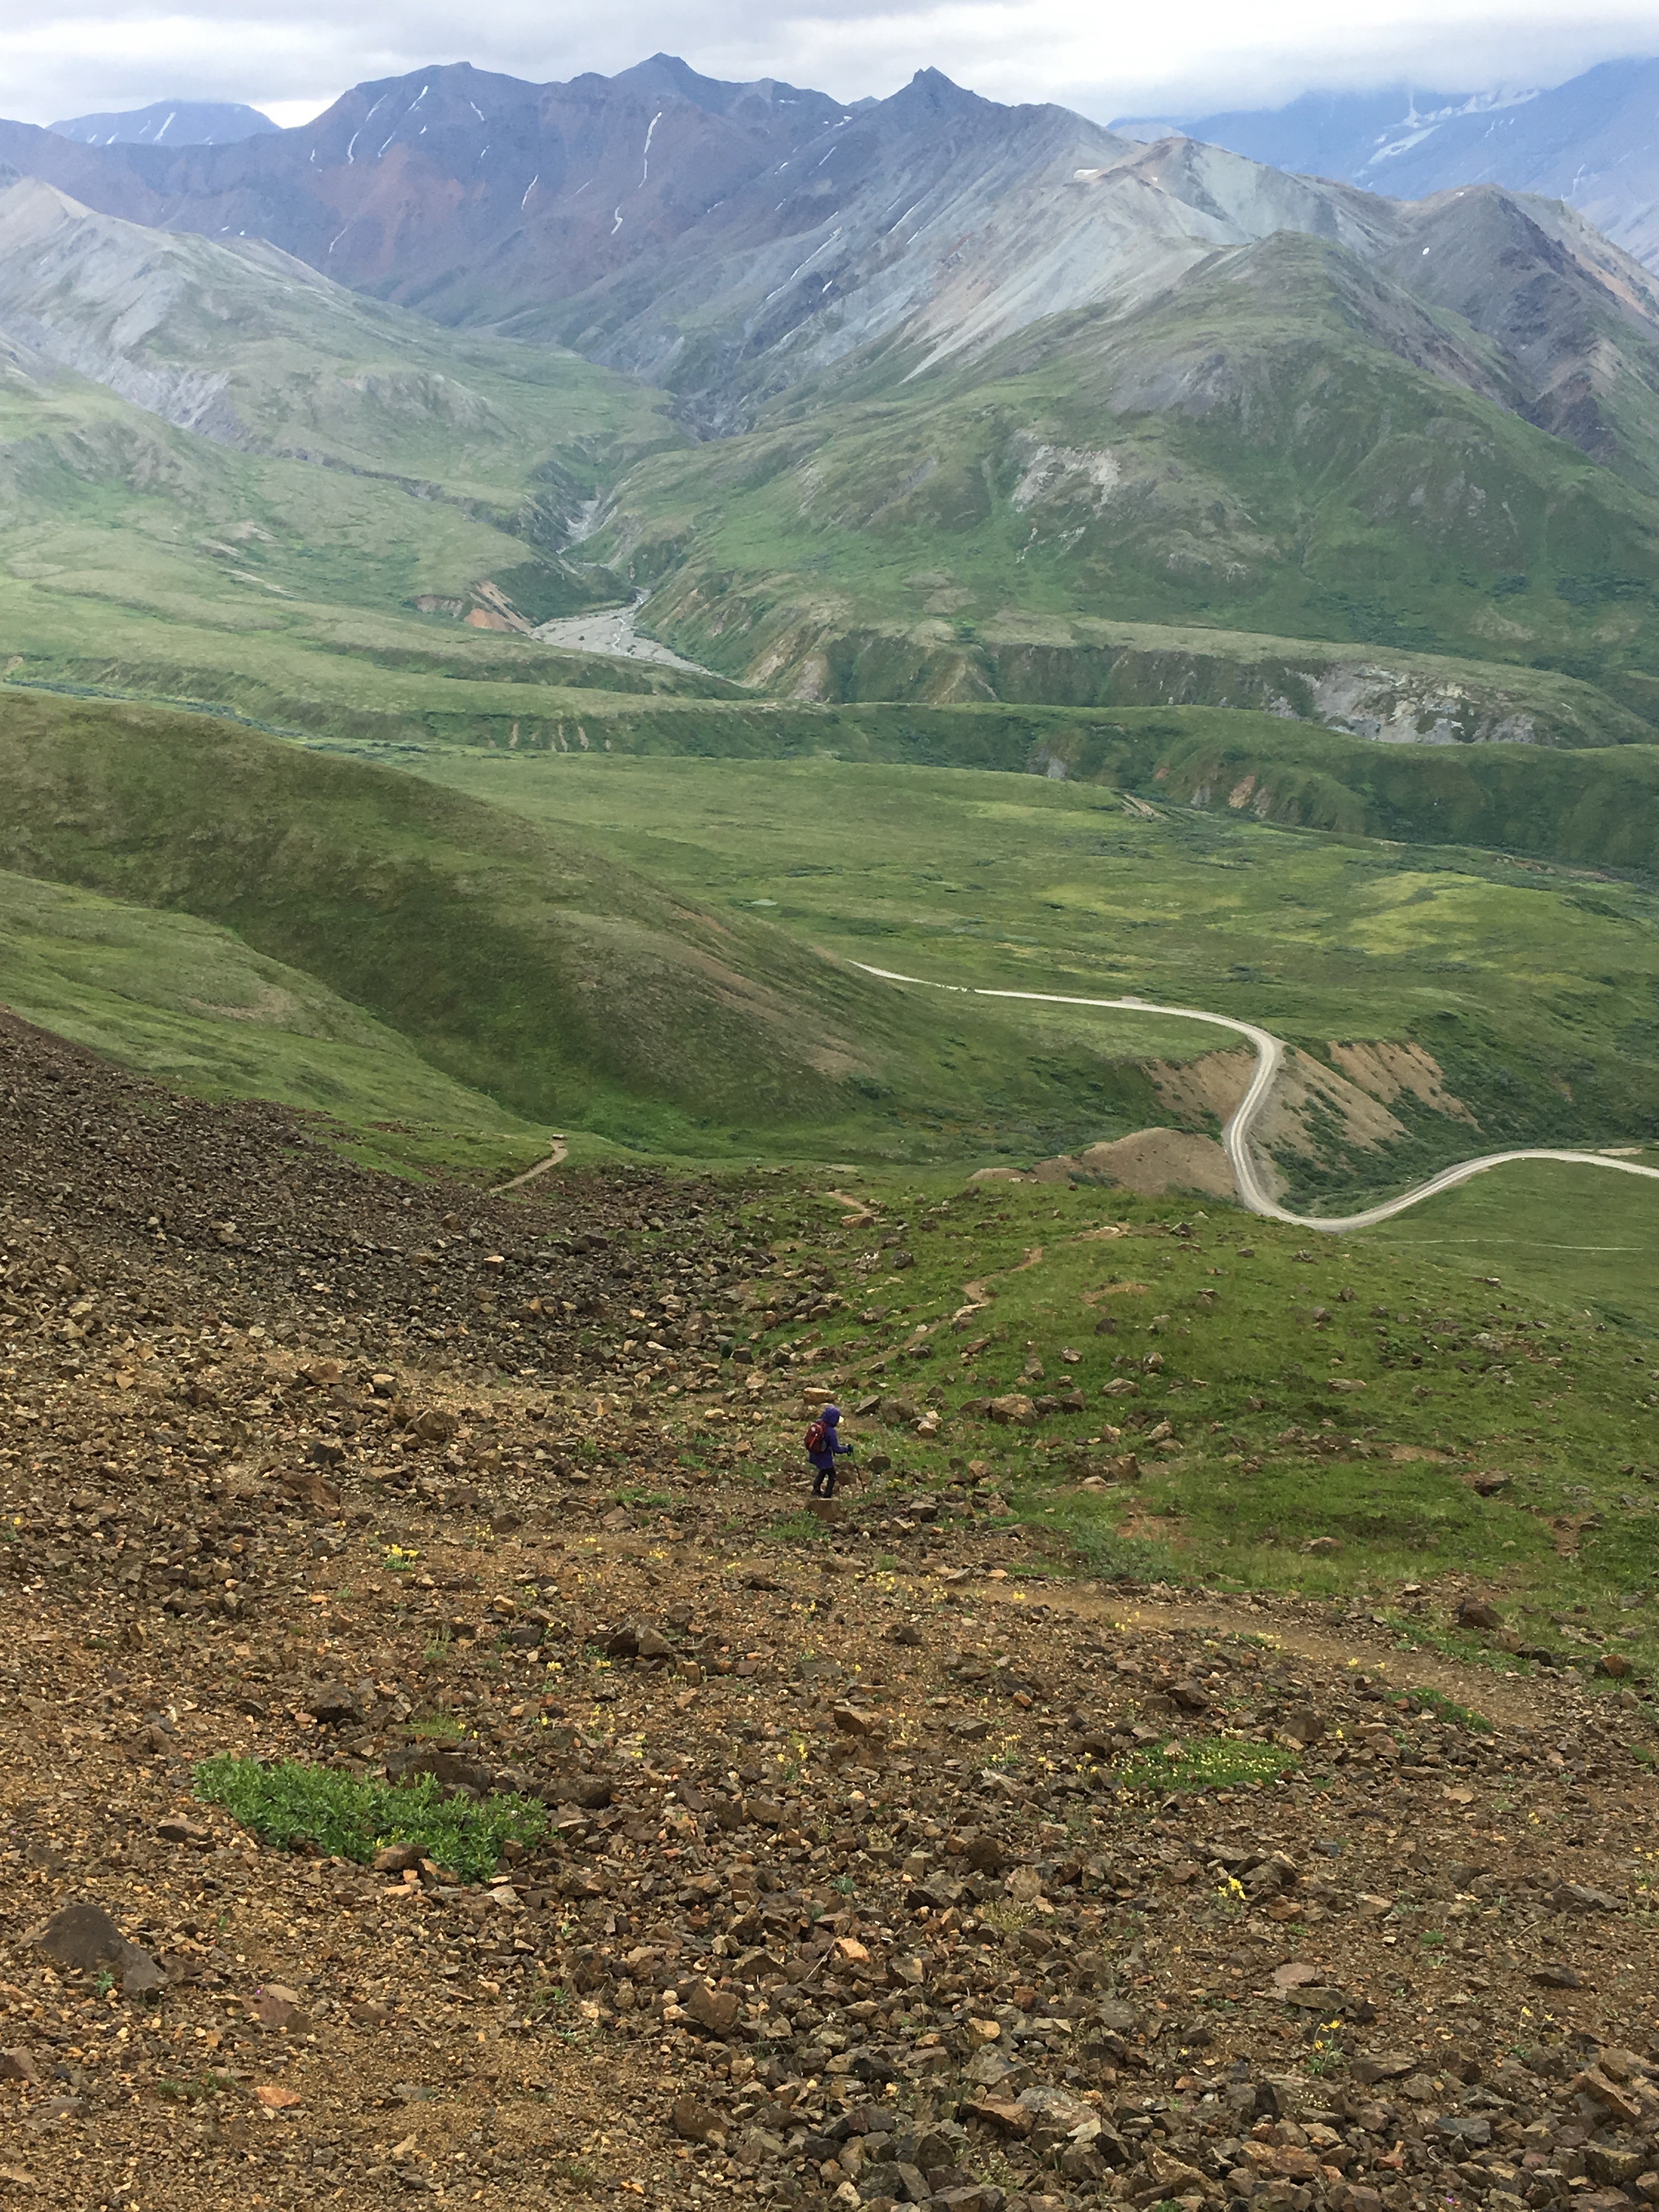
[3,52,1658,462]
[606,53,838,121]
[885,66,991,119]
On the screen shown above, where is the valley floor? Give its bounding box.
[531,600,718,676]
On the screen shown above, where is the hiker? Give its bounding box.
[806,1403,853,1497]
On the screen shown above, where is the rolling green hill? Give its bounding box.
[0,865,558,1179]
[29,685,1659,1217]
[13,672,1659,1205]
[0,691,1237,1164]
[751,1164,1659,1635]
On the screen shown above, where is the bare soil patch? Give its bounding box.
[0,1012,1656,2212]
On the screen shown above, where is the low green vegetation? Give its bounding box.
[1407,1685,1493,1733]
[1113,1739,1299,1795]
[770,1509,837,1545]
[0,866,557,1179]
[194,1754,546,1882]
[1367,1160,1659,1336]
[8,690,1659,1230]
[720,1168,1659,1672]
[155,2070,238,2102]
[0,692,1248,1166]
[413,747,1659,1199]
[9,695,1659,1207]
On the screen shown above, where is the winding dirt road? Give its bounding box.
[851,960,1659,1232]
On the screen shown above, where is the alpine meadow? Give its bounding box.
[3,42,1659,2212]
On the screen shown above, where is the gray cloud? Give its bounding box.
[8,0,1659,131]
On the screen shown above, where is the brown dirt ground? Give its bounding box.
[1,1011,1657,2212]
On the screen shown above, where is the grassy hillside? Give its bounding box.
[1097,707,1659,871]
[413,745,1659,1201]
[10,689,1655,1202]
[303,685,1659,882]
[1365,1158,1659,1336]
[0,867,558,1178]
[592,236,1659,729]
[26,692,1659,1210]
[0,691,1243,1164]
[739,1165,1659,1671]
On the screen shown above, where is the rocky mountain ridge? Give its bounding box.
[4,58,1659,446]
[1154,59,1659,275]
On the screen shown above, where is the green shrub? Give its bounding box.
[1114,1737,1298,1795]
[194,1755,546,1883]
[1409,1684,1493,1734]
[769,1510,836,1544]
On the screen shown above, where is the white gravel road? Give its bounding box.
[850,961,1659,1231]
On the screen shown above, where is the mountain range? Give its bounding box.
[1,57,1655,444]
[4,55,1659,746]
[1135,58,1659,273]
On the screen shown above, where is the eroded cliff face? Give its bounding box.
[1141,1040,1476,1165]
[628,580,1634,747]
[1014,1039,1479,1202]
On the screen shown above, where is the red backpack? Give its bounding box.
[804,1419,828,1456]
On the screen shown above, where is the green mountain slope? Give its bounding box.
[595,232,1659,735]
[0,176,697,716]
[9,686,1659,1216]
[0,177,679,556]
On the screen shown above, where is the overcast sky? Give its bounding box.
[9,0,1659,130]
